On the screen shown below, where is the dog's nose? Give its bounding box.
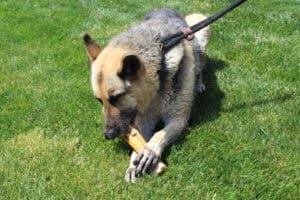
[104,128,120,140]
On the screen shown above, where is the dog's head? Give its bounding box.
[83,34,157,139]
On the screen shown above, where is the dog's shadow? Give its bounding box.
[162,56,297,162]
[190,56,227,127]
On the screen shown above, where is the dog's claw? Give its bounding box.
[134,147,160,176]
[125,166,139,183]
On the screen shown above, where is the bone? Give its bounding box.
[122,127,167,176]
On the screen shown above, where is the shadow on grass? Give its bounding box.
[190,56,227,126]
[163,56,298,161]
[222,92,297,113]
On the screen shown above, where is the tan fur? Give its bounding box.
[92,48,129,99]
[88,46,161,133]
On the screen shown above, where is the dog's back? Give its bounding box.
[108,9,188,73]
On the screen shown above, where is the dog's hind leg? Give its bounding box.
[185,13,211,94]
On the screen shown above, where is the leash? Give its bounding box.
[160,0,248,52]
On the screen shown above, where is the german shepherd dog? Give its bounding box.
[83,8,210,182]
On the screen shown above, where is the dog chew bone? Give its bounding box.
[122,127,167,175]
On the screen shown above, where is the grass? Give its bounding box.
[0,0,299,199]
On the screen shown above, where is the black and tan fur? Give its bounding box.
[83,8,210,182]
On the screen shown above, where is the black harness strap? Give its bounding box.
[160,0,248,53]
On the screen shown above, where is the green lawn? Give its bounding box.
[0,0,299,199]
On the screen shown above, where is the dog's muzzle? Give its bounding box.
[103,109,137,140]
[104,128,121,140]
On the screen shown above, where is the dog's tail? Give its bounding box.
[185,13,211,51]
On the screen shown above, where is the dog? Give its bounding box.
[83,8,210,182]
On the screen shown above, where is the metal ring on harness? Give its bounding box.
[181,27,194,41]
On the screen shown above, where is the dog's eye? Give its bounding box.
[108,93,125,105]
[95,97,103,105]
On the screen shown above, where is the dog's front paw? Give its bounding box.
[133,146,160,176]
[125,166,139,183]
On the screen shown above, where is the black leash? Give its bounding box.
[160,0,248,53]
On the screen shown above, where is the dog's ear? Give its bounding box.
[119,53,143,81]
[83,33,102,62]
